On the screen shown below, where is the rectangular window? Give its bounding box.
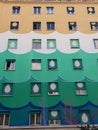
[2,83,13,96]
[8,39,17,49]
[48,82,59,95]
[49,110,60,125]
[32,39,41,49]
[79,110,90,124]
[46,7,54,14]
[0,113,10,126]
[47,39,56,49]
[5,59,16,71]
[73,59,83,70]
[33,22,41,30]
[93,39,98,49]
[47,22,55,30]
[87,7,95,14]
[90,22,98,30]
[32,59,41,70]
[68,22,77,30]
[48,59,57,70]
[12,6,20,14]
[33,7,41,14]
[75,82,87,95]
[67,7,74,14]
[31,83,41,96]
[10,21,19,30]
[70,39,80,48]
[30,111,41,126]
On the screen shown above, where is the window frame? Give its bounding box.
[47,22,55,30]
[47,39,56,49]
[33,7,41,14]
[68,22,77,31]
[48,59,57,70]
[2,83,13,96]
[0,113,10,126]
[31,59,41,70]
[10,21,19,30]
[87,7,95,14]
[67,7,75,14]
[8,39,18,49]
[48,82,59,95]
[75,82,87,95]
[73,59,83,70]
[46,7,54,14]
[70,39,80,48]
[90,22,98,30]
[33,22,41,30]
[32,39,41,49]
[31,83,41,96]
[12,6,20,14]
[29,111,41,126]
[5,59,16,71]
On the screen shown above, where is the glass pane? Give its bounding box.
[5,114,9,125]
[0,114,3,125]
[36,113,40,125]
[30,114,35,125]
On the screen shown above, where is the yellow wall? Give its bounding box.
[0,1,98,34]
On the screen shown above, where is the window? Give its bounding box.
[67,7,74,14]
[73,59,83,70]
[93,39,98,49]
[46,7,54,14]
[0,113,10,126]
[31,83,41,96]
[33,7,41,14]
[47,22,55,30]
[12,6,20,14]
[87,7,95,14]
[79,110,90,124]
[48,82,59,95]
[10,21,19,30]
[70,39,80,48]
[75,82,87,95]
[48,59,57,70]
[30,111,41,126]
[32,39,41,49]
[2,83,13,96]
[32,59,41,70]
[5,59,16,70]
[90,22,98,30]
[47,39,56,49]
[49,110,60,125]
[33,22,41,30]
[68,22,77,30]
[8,39,17,49]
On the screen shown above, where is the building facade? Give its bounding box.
[0,0,98,127]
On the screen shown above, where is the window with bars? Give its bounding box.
[32,59,41,70]
[73,59,83,70]
[67,7,75,14]
[0,113,10,126]
[12,6,20,14]
[48,82,59,95]
[5,59,16,71]
[68,22,77,30]
[10,21,19,30]
[32,39,41,49]
[75,82,87,95]
[30,111,41,126]
[87,7,95,14]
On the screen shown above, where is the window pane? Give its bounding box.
[5,60,16,70]
[32,59,41,70]
[8,39,17,49]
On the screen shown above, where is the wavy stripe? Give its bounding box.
[0,31,98,54]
